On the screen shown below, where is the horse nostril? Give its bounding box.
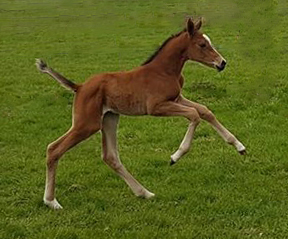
[217,60,226,71]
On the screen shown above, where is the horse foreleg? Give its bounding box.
[178,95,246,154]
[150,101,201,165]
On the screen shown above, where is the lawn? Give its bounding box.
[1,0,288,238]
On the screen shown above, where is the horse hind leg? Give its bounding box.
[44,118,101,209]
[101,112,155,199]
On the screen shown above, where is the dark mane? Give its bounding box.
[141,29,186,65]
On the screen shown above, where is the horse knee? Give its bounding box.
[200,106,216,122]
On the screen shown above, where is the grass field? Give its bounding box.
[1,0,288,238]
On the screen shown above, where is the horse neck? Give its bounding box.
[150,33,188,76]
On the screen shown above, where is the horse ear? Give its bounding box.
[187,18,195,36]
[195,17,202,31]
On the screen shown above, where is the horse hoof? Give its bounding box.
[239,149,247,155]
[44,198,63,210]
[170,159,176,166]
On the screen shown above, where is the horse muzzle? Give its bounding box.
[216,60,226,72]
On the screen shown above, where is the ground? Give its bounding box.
[1,0,288,238]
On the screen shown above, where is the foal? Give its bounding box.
[36,18,246,209]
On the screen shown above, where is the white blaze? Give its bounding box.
[203,34,226,63]
[203,34,212,45]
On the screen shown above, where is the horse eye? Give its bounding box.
[200,43,206,48]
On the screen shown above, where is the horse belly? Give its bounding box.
[105,94,147,116]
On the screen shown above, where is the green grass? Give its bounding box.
[1,0,288,238]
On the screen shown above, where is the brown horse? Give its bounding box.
[36,18,246,209]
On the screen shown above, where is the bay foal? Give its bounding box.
[36,18,246,209]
